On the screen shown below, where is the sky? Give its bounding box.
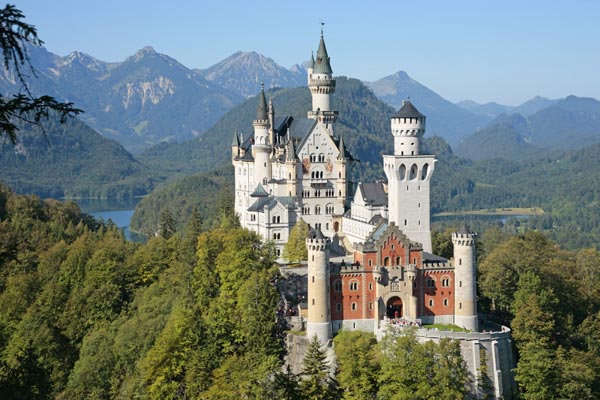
[18,0,600,105]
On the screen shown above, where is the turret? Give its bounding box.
[306,227,332,345]
[391,100,426,156]
[383,100,435,252]
[452,225,478,331]
[253,84,272,185]
[231,132,240,160]
[307,31,337,128]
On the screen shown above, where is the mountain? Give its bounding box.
[0,115,158,198]
[510,95,559,117]
[456,96,600,161]
[0,45,244,154]
[455,114,540,161]
[366,71,489,146]
[456,100,513,119]
[139,77,398,180]
[196,51,305,98]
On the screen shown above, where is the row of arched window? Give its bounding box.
[309,154,326,163]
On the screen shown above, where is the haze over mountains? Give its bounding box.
[1,44,598,159]
[456,96,600,161]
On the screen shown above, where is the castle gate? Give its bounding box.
[387,296,403,318]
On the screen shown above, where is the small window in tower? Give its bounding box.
[351,303,357,311]
[459,258,462,265]
[429,299,434,307]
[404,219,407,226]
[418,220,421,226]
[443,298,449,307]
[312,299,315,305]
[426,278,435,288]
[336,303,341,311]
[312,276,314,283]
[459,281,462,287]
[349,281,358,291]
[459,302,462,310]
[368,260,372,267]
[442,277,450,287]
[334,280,342,292]
[369,302,373,310]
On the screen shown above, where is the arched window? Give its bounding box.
[383,257,389,266]
[334,280,342,292]
[349,280,359,291]
[422,163,429,180]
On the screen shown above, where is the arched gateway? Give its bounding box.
[386,296,403,319]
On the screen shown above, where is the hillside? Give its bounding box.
[0,116,158,198]
[366,71,489,145]
[0,45,244,153]
[196,51,305,98]
[456,96,600,161]
[139,77,398,181]
[456,100,513,119]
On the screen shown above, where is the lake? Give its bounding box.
[74,198,143,241]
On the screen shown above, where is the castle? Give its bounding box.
[234,32,516,398]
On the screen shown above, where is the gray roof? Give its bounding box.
[359,182,388,206]
[231,132,239,147]
[309,227,325,240]
[248,196,296,212]
[309,52,315,69]
[313,35,332,74]
[423,252,448,262]
[457,224,472,235]
[393,100,425,119]
[256,87,268,120]
[250,184,269,197]
[368,215,386,225]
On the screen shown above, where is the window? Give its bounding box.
[443,298,449,307]
[368,260,372,267]
[429,299,434,307]
[426,278,435,288]
[369,302,373,310]
[336,303,341,311]
[441,277,450,287]
[459,302,462,310]
[334,280,342,292]
[315,206,321,215]
[312,299,315,305]
[349,281,358,291]
[351,303,357,311]
[368,283,373,291]
[383,257,389,266]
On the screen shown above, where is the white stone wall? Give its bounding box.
[383,155,436,252]
[453,232,478,331]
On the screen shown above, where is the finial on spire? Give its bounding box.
[261,82,265,91]
[320,20,325,36]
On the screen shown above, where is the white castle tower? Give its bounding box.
[252,84,272,185]
[383,100,436,252]
[452,225,478,331]
[306,228,332,344]
[307,29,337,132]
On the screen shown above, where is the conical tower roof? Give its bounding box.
[393,100,425,118]
[314,35,332,74]
[309,51,315,69]
[286,137,298,162]
[457,223,472,235]
[337,134,349,159]
[255,84,268,121]
[231,132,239,147]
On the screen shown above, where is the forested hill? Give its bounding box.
[139,77,397,180]
[0,116,158,198]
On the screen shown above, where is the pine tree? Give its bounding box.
[301,335,336,400]
[158,208,176,239]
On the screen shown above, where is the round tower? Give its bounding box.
[391,99,426,156]
[306,227,332,345]
[452,225,478,331]
[308,31,337,129]
[253,84,272,185]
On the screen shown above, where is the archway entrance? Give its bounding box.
[387,296,403,319]
[334,221,339,232]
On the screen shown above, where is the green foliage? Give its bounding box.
[301,335,336,400]
[333,330,379,399]
[284,219,310,263]
[158,207,175,238]
[378,329,469,400]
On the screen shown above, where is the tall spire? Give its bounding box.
[314,30,332,74]
[255,82,268,121]
[309,51,315,69]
